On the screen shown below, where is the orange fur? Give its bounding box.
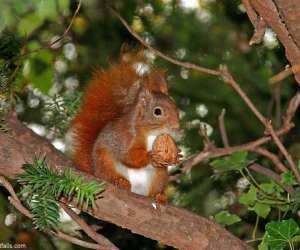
[72,58,140,173]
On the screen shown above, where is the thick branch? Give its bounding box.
[0,114,251,250]
[246,0,300,85]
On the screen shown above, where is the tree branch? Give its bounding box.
[248,163,294,193]
[109,6,221,77]
[0,114,251,250]
[0,175,113,250]
[59,202,119,250]
[218,109,230,147]
[246,0,300,85]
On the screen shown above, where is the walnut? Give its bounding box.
[152,134,180,168]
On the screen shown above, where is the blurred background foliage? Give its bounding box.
[0,0,299,249]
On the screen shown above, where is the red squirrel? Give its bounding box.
[72,52,180,200]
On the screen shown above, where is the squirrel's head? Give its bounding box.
[134,86,180,133]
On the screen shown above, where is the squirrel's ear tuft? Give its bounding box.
[145,71,169,95]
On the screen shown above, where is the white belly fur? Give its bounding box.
[116,163,155,196]
[115,133,170,196]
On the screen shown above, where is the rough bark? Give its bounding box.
[245,0,300,84]
[0,114,251,250]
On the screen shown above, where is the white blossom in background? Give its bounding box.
[27,123,46,136]
[175,48,186,59]
[223,191,236,206]
[54,60,67,74]
[133,62,150,76]
[196,104,208,118]
[263,29,278,49]
[216,192,236,209]
[180,68,189,79]
[180,0,199,9]
[52,138,66,152]
[143,32,154,45]
[180,0,212,22]
[199,122,213,137]
[65,76,79,92]
[144,50,156,63]
[4,213,17,226]
[27,96,40,108]
[186,119,201,129]
[196,9,211,23]
[178,145,191,160]
[138,3,154,17]
[236,177,250,191]
[48,81,63,96]
[238,3,246,13]
[63,43,77,60]
[179,110,186,119]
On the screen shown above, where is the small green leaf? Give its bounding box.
[17,13,43,35]
[260,183,275,194]
[211,151,248,173]
[28,51,54,93]
[265,219,300,250]
[253,203,271,218]
[239,185,257,206]
[214,210,241,226]
[281,170,297,187]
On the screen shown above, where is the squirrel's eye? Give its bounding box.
[153,107,163,117]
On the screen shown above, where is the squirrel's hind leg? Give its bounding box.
[94,148,131,190]
[114,177,131,190]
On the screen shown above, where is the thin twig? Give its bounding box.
[274,85,281,128]
[0,175,113,250]
[0,175,21,203]
[18,0,81,59]
[8,197,33,218]
[48,0,82,49]
[59,202,119,250]
[265,121,300,184]
[109,6,221,77]
[251,147,288,173]
[218,109,230,147]
[284,91,300,126]
[179,123,293,174]
[241,0,266,45]
[110,6,300,185]
[51,231,105,250]
[249,17,266,45]
[220,66,300,186]
[269,65,300,85]
[248,164,294,193]
[220,65,266,125]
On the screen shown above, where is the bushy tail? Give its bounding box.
[72,58,141,173]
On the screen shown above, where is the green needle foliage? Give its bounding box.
[43,92,82,138]
[17,155,105,231]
